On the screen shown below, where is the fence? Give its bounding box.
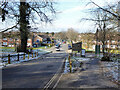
[2,52,39,64]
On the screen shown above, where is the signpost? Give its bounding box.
[72,42,82,52]
[95,45,100,57]
[81,49,85,57]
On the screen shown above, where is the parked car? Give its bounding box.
[55,43,60,48]
[56,47,60,51]
[68,44,72,49]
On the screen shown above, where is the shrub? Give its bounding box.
[101,56,112,61]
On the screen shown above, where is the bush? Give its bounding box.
[101,56,112,61]
[17,45,33,53]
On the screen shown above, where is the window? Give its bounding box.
[111,45,116,49]
[36,39,40,43]
[112,40,115,43]
[28,39,31,41]
[3,38,7,40]
[3,42,7,45]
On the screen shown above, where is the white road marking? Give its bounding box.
[43,57,66,89]
[53,73,63,88]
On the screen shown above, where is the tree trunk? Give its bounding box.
[102,42,105,56]
[19,1,29,52]
[102,23,106,57]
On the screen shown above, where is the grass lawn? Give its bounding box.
[0,47,15,49]
[109,50,120,54]
[0,47,15,52]
[0,46,52,51]
[33,46,52,50]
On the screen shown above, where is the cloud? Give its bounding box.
[62,6,84,14]
[61,0,119,15]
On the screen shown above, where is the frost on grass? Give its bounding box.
[0,49,51,68]
[101,56,119,83]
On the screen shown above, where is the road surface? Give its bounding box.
[2,44,68,88]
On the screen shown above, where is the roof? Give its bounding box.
[38,35,50,39]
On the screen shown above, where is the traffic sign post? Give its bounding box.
[95,45,100,57]
[72,42,82,52]
[81,49,85,57]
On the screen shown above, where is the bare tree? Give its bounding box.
[89,1,120,57]
[81,2,118,57]
[1,0,56,52]
[79,32,94,50]
[90,0,120,20]
[66,28,79,43]
[54,31,68,40]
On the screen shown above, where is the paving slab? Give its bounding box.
[56,58,119,89]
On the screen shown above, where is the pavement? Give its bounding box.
[56,55,119,89]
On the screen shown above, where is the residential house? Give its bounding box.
[2,38,8,47]
[1,38,21,47]
[39,35,51,44]
[27,39,32,47]
[1,31,52,48]
[31,34,51,47]
[78,33,120,51]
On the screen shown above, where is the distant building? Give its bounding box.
[2,38,8,47]
[78,33,120,51]
[1,38,21,47]
[31,34,51,47]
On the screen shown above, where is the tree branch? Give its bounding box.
[81,18,111,22]
[1,23,19,33]
[90,0,120,19]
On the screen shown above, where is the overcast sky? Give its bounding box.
[0,0,119,33]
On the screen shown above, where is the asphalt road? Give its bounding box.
[2,44,68,88]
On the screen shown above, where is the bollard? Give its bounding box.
[70,61,72,73]
[35,52,36,57]
[23,53,25,60]
[68,55,70,63]
[8,54,10,64]
[17,53,19,61]
[28,52,29,59]
[68,55,72,73]
[75,53,77,57]
[32,52,33,58]
[37,52,38,56]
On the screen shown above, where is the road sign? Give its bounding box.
[72,42,82,51]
